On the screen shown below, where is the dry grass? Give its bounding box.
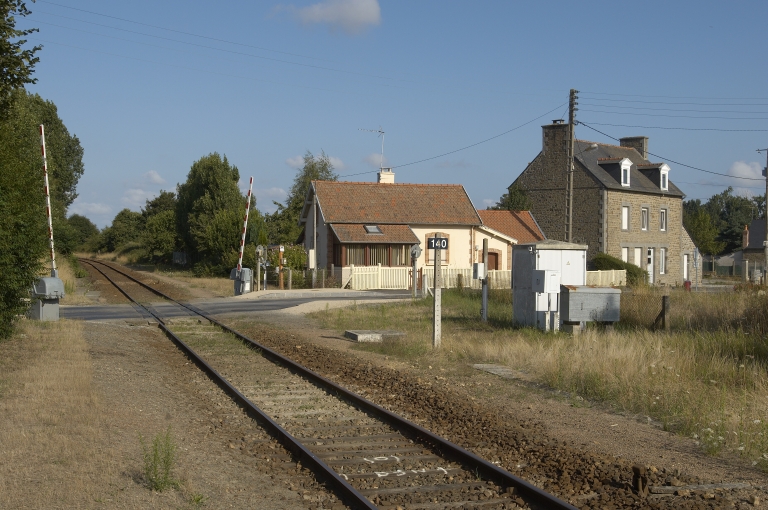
[0,320,117,507]
[57,256,93,305]
[158,271,233,298]
[312,289,768,464]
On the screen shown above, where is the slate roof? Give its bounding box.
[745,219,766,251]
[330,224,419,244]
[477,210,545,243]
[574,140,684,197]
[306,181,482,225]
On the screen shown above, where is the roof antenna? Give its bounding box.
[359,126,385,169]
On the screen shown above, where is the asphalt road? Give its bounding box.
[61,292,411,321]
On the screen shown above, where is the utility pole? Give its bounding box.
[481,239,488,322]
[759,148,768,285]
[566,89,578,243]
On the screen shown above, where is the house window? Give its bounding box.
[641,208,649,231]
[621,159,631,187]
[660,171,668,191]
[347,245,365,265]
[425,233,449,264]
[364,225,382,234]
[621,247,628,262]
[370,245,387,265]
[634,247,642,266]
[659,248,666,274]
[621,206,629,230]
[684,253,689,280]
[391,245,409,266]
[660,209,667,232]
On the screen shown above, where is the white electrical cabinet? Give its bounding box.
[512,240,587,330]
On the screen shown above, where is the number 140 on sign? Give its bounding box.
[428,238,448,249]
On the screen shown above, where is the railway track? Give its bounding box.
[80,258,575,510]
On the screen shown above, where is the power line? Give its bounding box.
[36,0,336,64]
[580,97,768,107]
[580,109,768,120]
[338,102,567,178]
[26,12,400,82]
[581,121,768,132]
[580,102,768,114]
[581,90,768,101]
[577,121,766,182]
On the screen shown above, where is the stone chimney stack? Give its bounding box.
[743,224,750,249]
[620,136,649,160]
[541,120,569,153]
[377,167,395,184]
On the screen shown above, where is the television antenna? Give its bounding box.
[359,126,385,169]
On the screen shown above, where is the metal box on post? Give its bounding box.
[512,240,587,330]
[229,268,253,296]
[29,277,65,321]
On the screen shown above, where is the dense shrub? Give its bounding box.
[592,252,647,287]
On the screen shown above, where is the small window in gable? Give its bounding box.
[364,225,383,234]
[660,171,668,191]
[622,167,630,186]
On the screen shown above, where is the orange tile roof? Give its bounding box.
[331,224,419,244]
[313,181,482,225]
[477,210,545,243]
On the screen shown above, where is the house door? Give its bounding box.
[683,254,689,281]
[488,252,499,271]
[647,248,654,284]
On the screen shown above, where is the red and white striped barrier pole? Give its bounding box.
[40,125,58,277]
[236,176,254,273]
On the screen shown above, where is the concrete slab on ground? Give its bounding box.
[344,330,406,343]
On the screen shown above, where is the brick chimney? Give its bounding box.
[743,224,750,249]
[541,120,570,154]
[620,136,649,160]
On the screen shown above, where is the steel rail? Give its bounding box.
[82,259,577,510]
[80,260,377,510]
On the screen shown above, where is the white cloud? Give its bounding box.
[69,201,111,216]
[482,199,496,208]
[287,0,380,34]
[364,152,388,168]
[328,156,345,170]
[728,160,762,179]
[144,170,166,185]
[255,187,288,213]
[121,188,155,209]
[286,155,304,169]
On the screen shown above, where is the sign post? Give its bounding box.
[428,235,448,349]
[279,245,285,290]
[410,244,422,299]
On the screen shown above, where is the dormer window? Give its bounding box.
[659,163,670,191]
[620,158,631,187]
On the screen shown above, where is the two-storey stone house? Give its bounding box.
[511,121,700,285]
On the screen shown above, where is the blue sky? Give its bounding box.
[20,0,768,228]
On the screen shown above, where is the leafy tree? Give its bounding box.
[265,151,337,244]
[176,153,244,267]
[492,183,531,211]
[0,90,47,338]
[142,190,176,219]
[66,214,99,248]
[701,187,758,253]
[1,0,40,115]
[142,210,176,262]
[104,209,144,251]
[683,204,726,256]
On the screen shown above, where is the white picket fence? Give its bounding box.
[347,264,512,290]
[586,269,626,286]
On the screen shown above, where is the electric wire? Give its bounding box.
[580,109,768,120]
[579,102,768,114]
[580,90,768,101]
[25,12,400,82]
[36,0,336,63]
[580,97,768,107]
[578,121,766,182]
[581,122,768,132]
[338,102,567,178]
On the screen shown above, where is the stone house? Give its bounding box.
[511,121,700,285]
[298,170,521,271]
[742,220,766,267]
